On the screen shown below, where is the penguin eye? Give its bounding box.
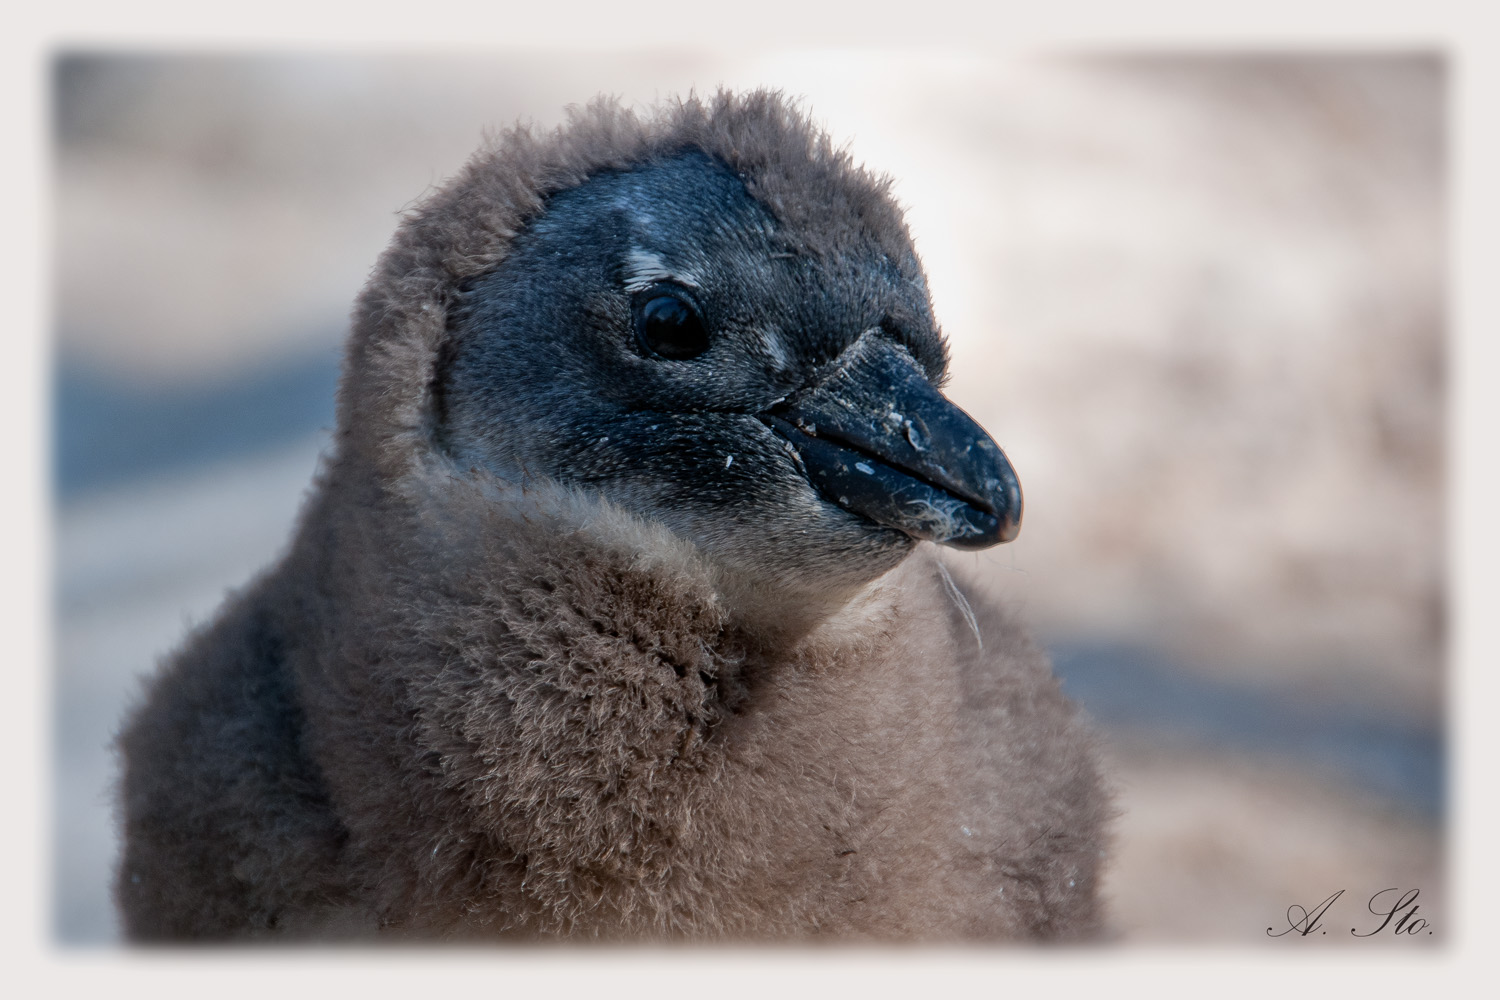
[635,292,710,360]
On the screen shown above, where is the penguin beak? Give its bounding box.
[760,334,1023,549]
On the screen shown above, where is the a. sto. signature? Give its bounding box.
[1267,888,1433,938]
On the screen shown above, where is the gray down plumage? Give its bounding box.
[114,89,1111,941]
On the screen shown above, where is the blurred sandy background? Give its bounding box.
[52,51,1445,945]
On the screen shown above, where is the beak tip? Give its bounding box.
[981,458,1023,546]
[1003,482,1023,542]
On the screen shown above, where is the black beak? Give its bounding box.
[760,334,1022,549]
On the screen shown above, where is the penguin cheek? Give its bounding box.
[563,418,914,589]
[698,483,915,595]
[752,438,920,571]
[692,445,909,567]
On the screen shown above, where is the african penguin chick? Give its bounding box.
[115,90,1110,942]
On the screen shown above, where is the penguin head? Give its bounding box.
[437,148,1021,625]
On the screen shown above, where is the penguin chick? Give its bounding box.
[115,90,1110,942]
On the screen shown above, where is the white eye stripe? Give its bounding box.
[623,247,702,293]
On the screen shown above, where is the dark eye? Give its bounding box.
[636,293,710,360]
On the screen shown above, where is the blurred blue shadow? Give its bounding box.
[1051,643,1444,819]
[53,348,340,501]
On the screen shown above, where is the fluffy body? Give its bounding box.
[115,91,1109,941]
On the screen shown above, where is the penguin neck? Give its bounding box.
[709,560,905,649]
[380,455,904,656]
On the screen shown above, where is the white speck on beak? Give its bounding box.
[855,462,875,475]
[904,419,928,452]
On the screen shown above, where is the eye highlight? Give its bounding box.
[635,291,710,360]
